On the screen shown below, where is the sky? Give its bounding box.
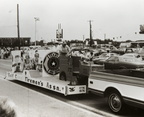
[0,0,144,42]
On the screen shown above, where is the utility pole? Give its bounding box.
[34,17,40,46]
[88,20,93,47]
[17,4,20,49]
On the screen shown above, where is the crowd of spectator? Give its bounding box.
[0,47,13,59]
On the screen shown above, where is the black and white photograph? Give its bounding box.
[0,0,144,117]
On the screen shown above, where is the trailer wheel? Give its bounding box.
[59,72,66,81]
[107,91,124,114]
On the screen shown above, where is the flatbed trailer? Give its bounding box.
[6,49,88,96]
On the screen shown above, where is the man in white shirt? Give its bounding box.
[59,41,70,55]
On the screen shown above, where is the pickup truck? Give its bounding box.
[88,69,144,113]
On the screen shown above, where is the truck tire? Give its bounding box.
[107,91,124,114]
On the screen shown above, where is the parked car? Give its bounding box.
[104,54,144,69]
[93,53,118,64]
[137,47,144,60]
[111,48,134,55]
[121,53,143,61]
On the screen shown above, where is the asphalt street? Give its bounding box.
[0,78,106,117]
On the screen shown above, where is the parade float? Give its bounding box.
[6,45,144,114]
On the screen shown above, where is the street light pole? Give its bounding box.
[34,17,39,46]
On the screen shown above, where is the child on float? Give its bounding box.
[23,54,32,70]
[31,52,42,72]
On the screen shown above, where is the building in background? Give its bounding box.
[0,37,30,47]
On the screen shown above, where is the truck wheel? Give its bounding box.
[107,91,124,113]
[59,72,66,81]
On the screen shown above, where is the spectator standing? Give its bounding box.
[1,48,4,59]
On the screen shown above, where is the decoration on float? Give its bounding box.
[43,52,60,75]
[11,50,23,73]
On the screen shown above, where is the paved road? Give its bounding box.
[0,59,144,117]
[0,79,105,117]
